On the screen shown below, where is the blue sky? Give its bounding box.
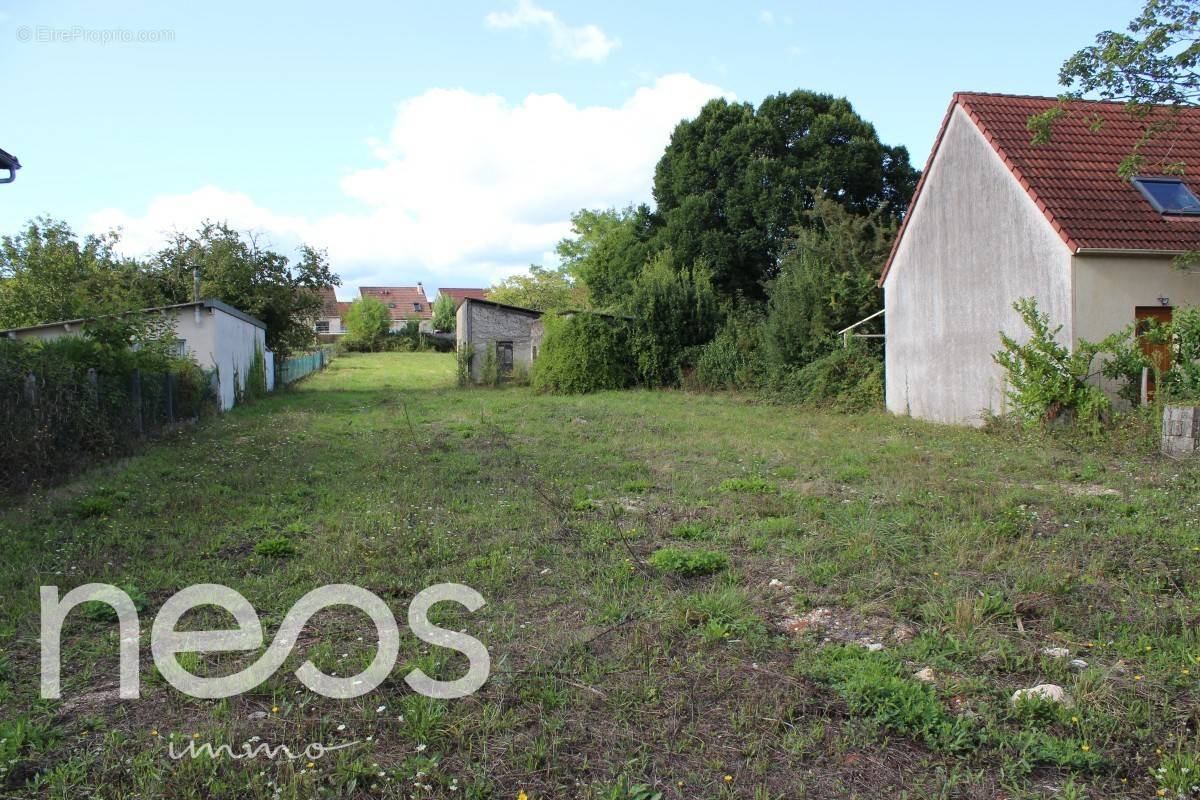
[1,0,1141,297]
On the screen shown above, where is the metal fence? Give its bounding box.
[277,347,333,385]
[1,365,217,491]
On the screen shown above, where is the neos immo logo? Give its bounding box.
[40,582,489,701]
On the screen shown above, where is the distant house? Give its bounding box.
[1,299,273,411]
[883,92,1200,426]
[456,298,542,381]
[359,285,433,333]
[314,287,351,340]
[437,288,489,309]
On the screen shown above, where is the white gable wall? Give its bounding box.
[883,106,1074,425]
[173,306,268,411]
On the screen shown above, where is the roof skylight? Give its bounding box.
[1132,176,1200,216]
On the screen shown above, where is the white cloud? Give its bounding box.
[758,10,775,25]
[485,0,619,62]
[88,74,733,294]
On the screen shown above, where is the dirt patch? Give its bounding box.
[779,606,918,647]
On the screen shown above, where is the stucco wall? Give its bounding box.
[456,301,540,381]
[1074,254,1200,341]
[1073,253,1200,402]
[8,304,269,411]
[884,105,1074,426]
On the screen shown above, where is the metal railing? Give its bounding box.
[837,309,885,347]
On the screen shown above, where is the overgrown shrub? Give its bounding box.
[993,297,1110,433]
[0,335,215,491]
[244,345,268,401]
[692,312,761,390]
[772,342,884,411]
[456,343,474,388]
[624,253,721,388]
[481,342,500,387]
[532,313,632,394]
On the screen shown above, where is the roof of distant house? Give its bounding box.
[881,92,1200,284]
[437,288,489,308]
[358,286,432,319]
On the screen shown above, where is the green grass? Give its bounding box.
[0,351,1197,798]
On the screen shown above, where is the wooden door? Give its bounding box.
[496,341,514,377]
[1135,306,1173,397]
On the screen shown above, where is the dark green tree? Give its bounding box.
[760,194,896,373]
[624,251,722,387]
[150,222,338,358]
[651,91,917,301]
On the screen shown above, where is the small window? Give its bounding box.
[388,303,396,309]
[1132,176,1200,215]
[315,320,330,333]
[413,302,423,311]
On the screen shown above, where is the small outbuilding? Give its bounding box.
[1,299,273,411]
[883,92,1200,426]
[455,298,543,381]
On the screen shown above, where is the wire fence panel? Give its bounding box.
[0,365,217,491]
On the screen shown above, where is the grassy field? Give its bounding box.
[1,351,1198,799]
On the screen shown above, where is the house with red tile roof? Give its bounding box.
[358,285,432,332]
[883,92,1200,425]
[314,286,352,339]
[437,288,489,309]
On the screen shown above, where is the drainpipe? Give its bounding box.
[192,267,201,325]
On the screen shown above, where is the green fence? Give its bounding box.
[277,347,333,385]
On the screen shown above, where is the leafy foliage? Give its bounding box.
[760,195,894,374]
[555,206,654,309]
[488,265,586,312]
[993,298,1111,432]
[624,252,721,387]
[0,218,155,328]
[652,91,917,301]
[150,223,337,359]
[532,313,632,394]
[431,292,456,332]
[456,343,474,388]
[1030,0,1200,178]
[342,297,392,351]
[647,547,729,576]
[773,342,884,411]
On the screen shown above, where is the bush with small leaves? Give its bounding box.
[648,547,728,576]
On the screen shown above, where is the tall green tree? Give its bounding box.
[488,265,586,312]
[342,296,391,350]
[0,217,159,328]
[150,222,338,358]
[760,195,896,373]
[555,206,654,309]
[431,292,457,332]
[651,91,917,301]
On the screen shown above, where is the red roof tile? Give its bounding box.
[316,286,341,316]
[881,93,1200,284]
[359,286,432,320]
[437,288,489,308]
